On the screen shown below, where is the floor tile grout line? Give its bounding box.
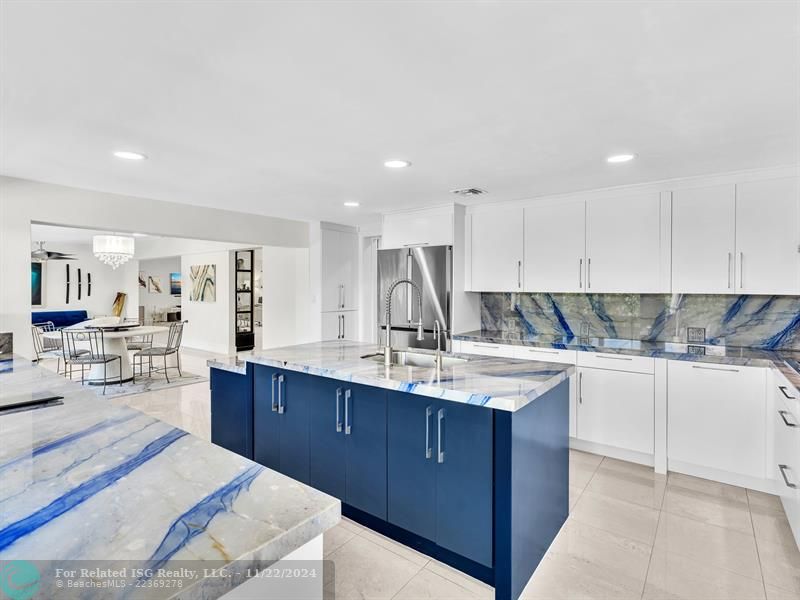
[746,488,770,597]
[388,562,428,600]
[638,487,669,600]
[352,522,433,569]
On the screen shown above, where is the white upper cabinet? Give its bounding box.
[524,200,586,293]
[321,226,358,312]
[672,184,736,293]
[585,193,665,293]
[735,177,800,295]
[470,206,524,292]
[382,205,454,249]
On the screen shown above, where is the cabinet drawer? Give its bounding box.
[577,352,654,374]
[775,371,800,419]
[773,392,800,526]
[513,346,576,365]
[459,341,516,359]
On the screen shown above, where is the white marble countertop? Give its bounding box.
[0,357,340,599]
[209,341,574,412]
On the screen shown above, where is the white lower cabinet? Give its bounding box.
[322,311,357,341]
[773,373,800,546]
[576,366,655,455]
[513,346,578,437]
[668,361,767,482]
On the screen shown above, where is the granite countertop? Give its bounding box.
[209,341,574,412]
[453,330,800,394]
[0,358,340,599]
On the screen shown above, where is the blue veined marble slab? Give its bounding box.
[481,293,800,350]
[0,358,340,598]
[209,341,574,412]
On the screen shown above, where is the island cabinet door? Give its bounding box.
[253,365,282,472]
[387,391,437,540]
[210,367,253,459]
[278,371,312,484]
[309,378,347,500]
[344,382,388,519]
[435,401,494,568]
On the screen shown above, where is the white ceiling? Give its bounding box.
[2,1,798,225]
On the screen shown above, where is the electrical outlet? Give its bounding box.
[687,345,706,356]
[687,327,706,343]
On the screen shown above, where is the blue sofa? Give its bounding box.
[32,310,89,329]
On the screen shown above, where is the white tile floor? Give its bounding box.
[49,349,800,600]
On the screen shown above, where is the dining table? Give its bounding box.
[43,323,169,384]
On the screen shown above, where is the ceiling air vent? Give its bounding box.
[450,187,487,196]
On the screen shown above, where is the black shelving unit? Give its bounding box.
[235,249,255,351]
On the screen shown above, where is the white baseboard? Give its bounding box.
[667,460,776,494]
[569,438,654,467]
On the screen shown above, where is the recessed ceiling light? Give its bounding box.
[132,232,148,237]
[113,150,147,160]
[343,201,360,208]
[607,154,636,163]
[384,159,411,168]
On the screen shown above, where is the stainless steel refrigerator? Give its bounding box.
[377,245,452,351]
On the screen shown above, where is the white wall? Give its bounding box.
[33,242,139,319]
[181,250,234,355]
[261,246,313,349]
[138,256,181,322]
[0,176,309,358]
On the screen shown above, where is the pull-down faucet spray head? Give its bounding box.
[384,278,425,366]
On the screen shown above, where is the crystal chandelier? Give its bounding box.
[93,235,135,269]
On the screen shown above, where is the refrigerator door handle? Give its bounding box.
[407,252,413,323]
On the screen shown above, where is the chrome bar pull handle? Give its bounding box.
[579,258,583,289]
[425,406,433,459]
[277,374,285,414]
[578,371,583,404]
[437,408,445,463]
[779,464,797,489]
[341,314,345,340]
[336,388,343,432]
[344,389,352,435]
[517,260,522,289]
[271,373,279,412]
[407,254,413,323]
[341,284,345,309]
[779,386,796,400]
[779,410,798,428]
[587,258,592,289]
[727,252,732,289]
[739,252,744,289]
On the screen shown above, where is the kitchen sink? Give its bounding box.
[361,350,468,369]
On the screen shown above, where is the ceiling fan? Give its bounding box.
[31,241,76,262]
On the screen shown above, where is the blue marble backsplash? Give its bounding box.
[480,293,800,350]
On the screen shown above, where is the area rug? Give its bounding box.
[77,371,207,398]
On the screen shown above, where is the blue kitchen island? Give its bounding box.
[209,341,573,600]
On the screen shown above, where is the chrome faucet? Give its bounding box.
[433,319,443,371]
[384,278,424,366]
